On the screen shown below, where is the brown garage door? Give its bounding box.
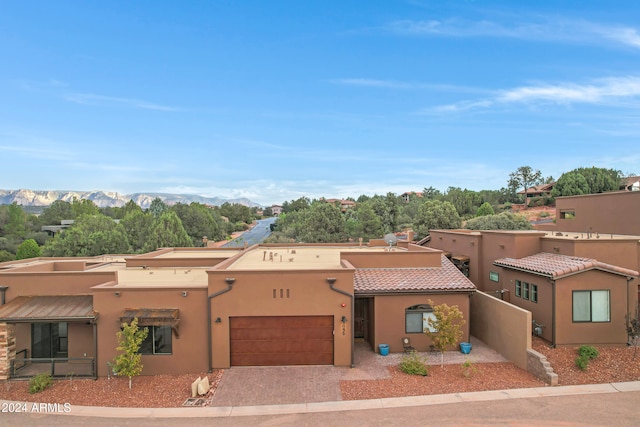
[230,316,334,366]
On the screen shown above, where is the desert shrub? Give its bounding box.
[399,351,429,376]
[575,345,599,371]
[578,345,599,360]
[29,373,53,394]
[461,359,477,378]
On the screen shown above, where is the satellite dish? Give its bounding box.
[384,233,398,248]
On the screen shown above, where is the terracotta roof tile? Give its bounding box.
[494,252,638,279]
[354,255,476,294]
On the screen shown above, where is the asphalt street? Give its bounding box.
[222,217,277,248]
[3,390,639,426]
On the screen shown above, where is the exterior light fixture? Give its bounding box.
[215,317,222,323]
[341,316,347,323]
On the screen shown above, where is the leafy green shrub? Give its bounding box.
[578,345,599,360]
[399,351,429,376]
[575,356,589,371]
[29,373,53,394]
[575,345,599,371]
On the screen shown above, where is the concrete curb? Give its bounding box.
[2,381,640,418]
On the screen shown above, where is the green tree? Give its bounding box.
[552,167,623,197]
[475,202,495,217]
[263,206,273,217]
[282,197,311,213]
[15,239,41,260]
[414,200,462,237]
[172,203,224,245]
[143,211,192,252]
[442,187,482,218]
[71,198,100,217]
[0,250,14,262]
[219,202,253,224]
[43,214,131,257]
[551,171,590,197]
[508,166,543,208]
[5,203,27,239]
[148,197,168,218]
[120,210,154,253]
[301,202,346,243]
[345,202,383,241]
[464,212,532,230]
[113,318,148,389]
[426,301,466,367]
[369,193,399,234]
[39,200,74,225]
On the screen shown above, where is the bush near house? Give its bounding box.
[575,345,599,371]
[399,351,429,376]
[29,373,53,394]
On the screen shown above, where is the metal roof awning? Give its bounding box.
[119,308,180,338]
[0,295,97,323]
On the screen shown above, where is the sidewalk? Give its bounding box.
[8,380,638,418]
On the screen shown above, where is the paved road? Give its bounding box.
[4,390,639,426]
[222,217,277,248]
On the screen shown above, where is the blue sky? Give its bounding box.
[1,1,639,206]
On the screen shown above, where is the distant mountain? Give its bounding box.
[0,189,261,209]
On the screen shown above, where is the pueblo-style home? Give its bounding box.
[428,229,639,347]
[0,240,475,380]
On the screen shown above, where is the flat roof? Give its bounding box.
[153,249,240,259]
[541,231,640,241]
[227,246,392,270]
[92,262,208,288]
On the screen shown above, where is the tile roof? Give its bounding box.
[354,255,476,294]
[494,252,638,279]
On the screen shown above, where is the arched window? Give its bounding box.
[405,304,437,333]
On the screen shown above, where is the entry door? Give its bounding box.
[32,322,68,358]
[354,298,367,339]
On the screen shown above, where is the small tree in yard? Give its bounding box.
[425,301,466,367]
[626,303,640,359]
[113,317,148,389]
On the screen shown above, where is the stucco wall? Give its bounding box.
[208,269,354,369]
[546,191,640,236]
[470,291,531,370]
[93,287,210,377]
[555,270,631,346]
[372,293,471,353]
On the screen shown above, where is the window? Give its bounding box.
[489,271,499,282]
[560,210,575,219]
[530,284,538,303]
[522,282,530,300]
[405,304,436,333]
[573,290,610,323]
[140,325,173,354]
[515,280,521,297]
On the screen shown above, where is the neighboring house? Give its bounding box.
[494,253,636,346]
[620,176,640,192]
[536,190,640,236]
[400,191,423,203]
[427,229,639,347]
[40,219,74,236]
[271,205,283,215]
[323,198,356,211]
[0,241,475,380]
[517,183,554,199]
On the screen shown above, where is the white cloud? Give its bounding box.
[425,76,640,113]
[385,17,640,49]
[64,93,183,112]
